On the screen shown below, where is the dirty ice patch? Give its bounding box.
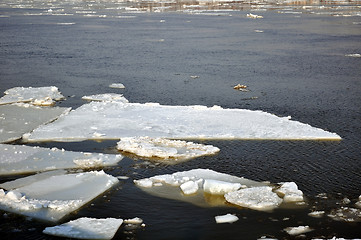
[0,144,123,175]
[116,137,219,162]
[0,104,71,143]
[0,170,119,222]
[134,168,268,208]
[43,217,123,239]
[0,86,64,106]
[25,101,341,142]
[82,93,129,103]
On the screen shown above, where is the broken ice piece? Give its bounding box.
[233,84,249,91]
[308,210,325,218]
[0,104,71,143]
[275,182,304,203]
[82,93,129,103]
[0,143,123,175]
[284,226,313,236]
[247,13,263,19]
[215,213,239,224]
[109,83,125,89]
[180,181,199,195]
[224,186,283,211]
[0,86,64,106]
[116,137,220,161]
[0,170,119,222]
[43,217,123,239]
[203,179,242,195]
[345,53,361,58]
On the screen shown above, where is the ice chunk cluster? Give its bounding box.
[0,170,119,222]
[116,137,219,161]
[0,144,123,175]
[275,182,304,203]
[0,86,64,106]
[328,207,361,222]
[43,217,123,239]
[25,101,341,142]
[134,169,305,211]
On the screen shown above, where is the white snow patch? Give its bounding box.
[284,225,313,236]
[109,83,125,89]
[224,186,283,211]
[25,101,341,142]
[275,182,304,203]
[116,137,220,161]
[215,213,239,223]
[0,170,119,222]
[0,104,71,143]
[0,86,64,106]
[180,181,199,195]
[124,217,143,224]
[0,144,122,175]
[82,93,129,103]
[43,217,123,239]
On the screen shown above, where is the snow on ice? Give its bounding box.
[0,144,123,175]
[134,169,305,210]
[215,213,239,224]
[0,86,64,106]
[24,101,341,142]
[0,104,71,143]
[116,137,220,161]
[82,93,129,103]
[0,170,119,222]
[43,217,123,239]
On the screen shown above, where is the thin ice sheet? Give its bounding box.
[25,102,341,142]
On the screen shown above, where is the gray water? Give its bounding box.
[1,1,361,239]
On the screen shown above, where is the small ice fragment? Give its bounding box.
[215,213,239,224]
[124,217,143,224]
[224,186,283,211]
[203,179,241,195]
[275,182,304,203]
[116,176,129,180]
[308,210,325,218]
[180,181,199,195]
[109,83,125,89]
[134,179,153,188]
[345,53,361,58]
[233,84,248,91]
[284,226,313,236]
[247,13,263,19]
[82,93,129,103]
[43,217,123,239]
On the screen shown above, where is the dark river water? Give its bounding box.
[0,1,361,239]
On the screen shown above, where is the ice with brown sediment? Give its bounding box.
[0,170,119,222]
[0,143,123,175]
[24,101,341,142]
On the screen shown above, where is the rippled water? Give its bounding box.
[1,0,361,239]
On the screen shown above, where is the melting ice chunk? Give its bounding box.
[82,93,129,103]
[0,104,71,143]
[275,182,304,203]
[116,137,220,161]
[43,217,123,239]
[0,86,64,106]
[284,225,313,236]
[215,213,239,224]
[109,83,125,89]
[203,179,242,195]
[25,101,341,142]
[0,143,123,175]
[224,186,283,211]
[0,170,119,222]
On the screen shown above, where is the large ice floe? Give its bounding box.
[0,104,71,143]
[0,143,123,175]
[0,86,64,106]
[0,170,119,222]
[43,217,123,239]
[134,169,305,210]
[116,137,219,162]
[24,101,341,142]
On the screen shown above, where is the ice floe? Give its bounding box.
[0,170,119,222]
[134,169,305,210]
[109,83,125,89]
[82,93,129,103]
[215,213,239,224]
[0,104,71,143]
[0,86,64,106]
[43,217,123,239]
[24,101,341,142]
[284,225,313,236]
[345,53,361,58]
[0,144,123,175]
[116,137,220,161]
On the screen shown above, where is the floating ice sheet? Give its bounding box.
[0,170,119,222]
[0,86,64,106]
[25,101,341,142]
[215,213,239,224]
[116,137,219,161]
[0,104,71,143]
[0,144,123,175]
[43,217,123,239]
[82,93,129,103]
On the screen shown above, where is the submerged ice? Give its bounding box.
[0,170,119,222]
[0,144,123,175]
[25,101,341,142]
